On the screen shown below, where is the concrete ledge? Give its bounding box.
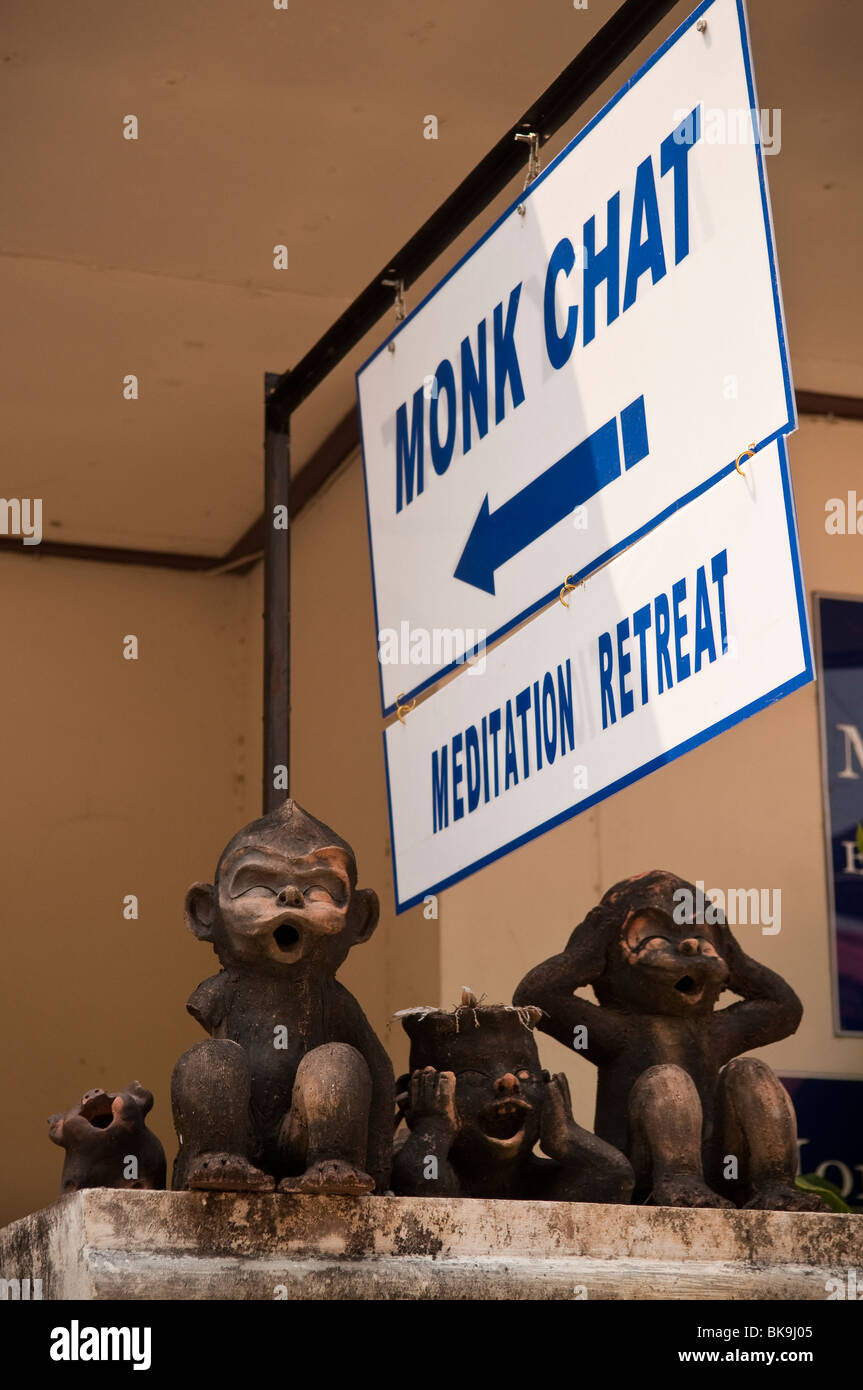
[1,1190,860,1300]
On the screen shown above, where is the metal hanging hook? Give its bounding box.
[383,275,406,353]
[515,130,542,214]
[559,574,578,608]
[395,694,416,724]
[735,442,757,476]
[515,130,542,188]
[382,275,406,322]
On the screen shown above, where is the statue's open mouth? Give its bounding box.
[478,1099,530,1141]
[80,1093,115,1128]
[674,974,705,1000]
[273,922,301,952]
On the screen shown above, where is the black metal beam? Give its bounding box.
[263,375,291,810]
[265,0,682,427]
[0,537,216,570]
[795,390,863,422]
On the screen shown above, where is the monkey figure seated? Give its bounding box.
[391,990,633,1202]
[514,871,828,1211]
[171,799,393,1196]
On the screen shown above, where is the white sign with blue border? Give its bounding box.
[358,0,795,715]
[383,439,812,912]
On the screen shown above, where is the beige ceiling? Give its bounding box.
[1,0,861,555]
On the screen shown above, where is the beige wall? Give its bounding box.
[0,559,257,1226]
[1,415,861,1230]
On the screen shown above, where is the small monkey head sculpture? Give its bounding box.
[582,870,730,1016]
[185,800,380,974]
[48,1081,166,1193]
[400,993,547,1164]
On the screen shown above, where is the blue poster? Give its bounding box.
[815,595,863,1034]
[781,1074,863,1205]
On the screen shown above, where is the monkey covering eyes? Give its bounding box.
[171,800,393,1196]
[513,871,828,1212]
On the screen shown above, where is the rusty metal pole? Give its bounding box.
[263,373,291,811]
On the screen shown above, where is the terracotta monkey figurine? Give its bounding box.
[48,1082,166,1193]
[514,871,826,1211]
[392,990,633,1202]
[171,800,394,1195]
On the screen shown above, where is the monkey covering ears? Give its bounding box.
[514,871,828,1212]
[171,800,394,1196]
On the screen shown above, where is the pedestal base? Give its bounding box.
[1,1190,859,1300]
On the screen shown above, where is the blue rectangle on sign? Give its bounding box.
[815,595,863,1034]
[621,395,649,470]
[781,1074,863,1207]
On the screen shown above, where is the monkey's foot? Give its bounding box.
[651,1174,735,1209]
[186,1152,275,1192]
[278,1160,375,1196]
[744,1182,830,1213]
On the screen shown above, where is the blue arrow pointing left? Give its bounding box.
[454,395,648,595]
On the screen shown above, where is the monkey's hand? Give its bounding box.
[562,904,618,985]
[539,1072,586,1164]
[721,925,768,997]
[714,925,803,1057]
[393,1069,461,1197]
[406,1067,458,1143]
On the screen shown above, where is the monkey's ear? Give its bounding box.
[126,1081,154,1115]
[352,887,380,945]
[185,882,217,942]
[47,1114,65,1146]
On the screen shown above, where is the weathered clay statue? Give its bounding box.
[514,871,827,1211]
[48,1082,166,1193]
[171,799,394,1195]
[392,989,633,1201]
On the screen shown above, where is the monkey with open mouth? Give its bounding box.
[514,870,829,1211]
